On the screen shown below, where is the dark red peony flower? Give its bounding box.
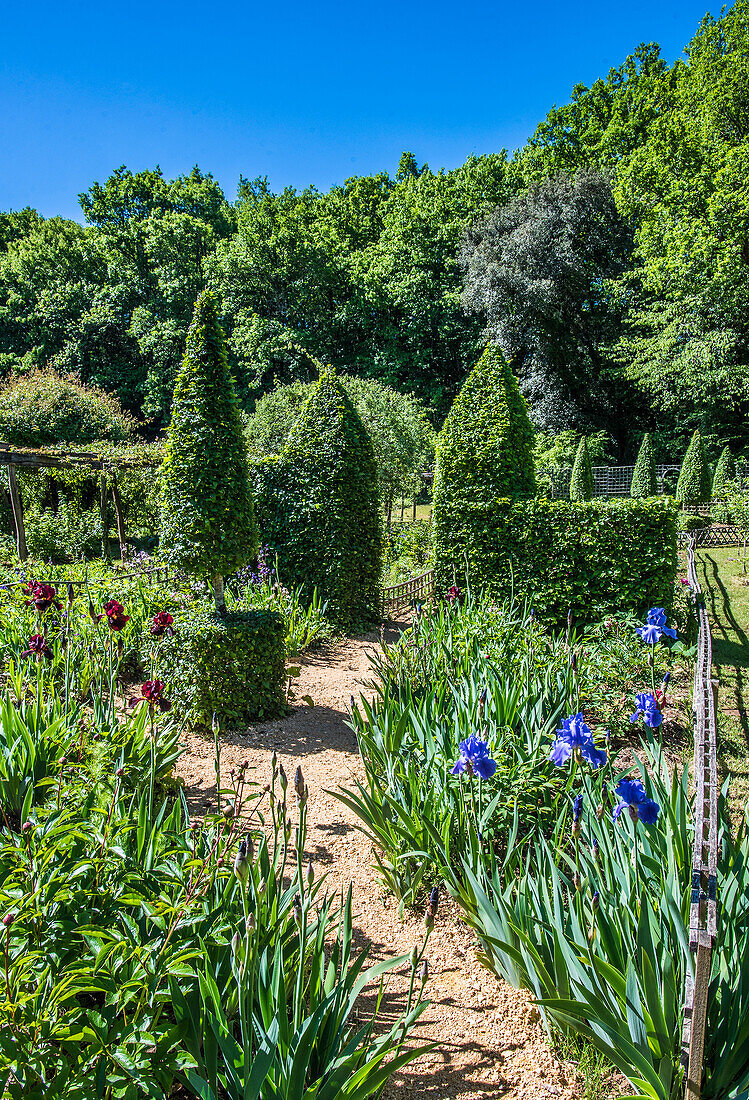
[150,611,175,637]
[103,600,129,631]
[21,634,52,661]
[24,582,62,613]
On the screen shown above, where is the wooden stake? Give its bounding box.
[7,464,27,562]
[99,464,111,562]
[109,471,128,563]
[686,936,712,1099]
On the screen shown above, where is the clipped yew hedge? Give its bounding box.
[251,368,381,627]
[434,497,678,624]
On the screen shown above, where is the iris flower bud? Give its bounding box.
[429,887,439,916]
[420,959,429,983]
[410,945,419,970]
[233,840,249,886]
[279,763,288,794]
[294,765,307,804]
[307,860,314,886]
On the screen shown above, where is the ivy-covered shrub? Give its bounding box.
[157,605,286,725]
[711,445,735,499]
[569,437,594,500]
[160,290,257,606]
[433,345,536,519]
[676,429,711,505]
[630,432,657,497]
[0,370,136,446]
[252,368,382,627]
[434,497,677,624]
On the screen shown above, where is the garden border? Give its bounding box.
[682,535,719,1100]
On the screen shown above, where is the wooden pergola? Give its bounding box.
[0,446,157,563]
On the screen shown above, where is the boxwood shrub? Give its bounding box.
[157,605,286,727]
[251,368,381,628]
[434,497,677,625]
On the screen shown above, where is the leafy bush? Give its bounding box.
[711,445,735,500]
[434,497,677,625]
[677,511,710,532]
[433,346,536,531]
[676,429,711,505]
[570,437,594,500]
[631,432,657,497]
[252,368,382,627]
[23,502,102,562]
[157,604,286,725]
[0,369,136,446]
[382,519,434,586]
[160,290,257,607]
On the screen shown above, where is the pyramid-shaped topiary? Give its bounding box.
[676,430,711,505]
[433,344,536,508]
[711,445,735,499]
[433,345,536,591]
[161,289,257,611]
[570,437,594,501]
[252,367,382,627]
[631,433,657,497]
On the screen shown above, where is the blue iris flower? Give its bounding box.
[549,713,607,769]
[451,734,497,780]
[612,778,660,824]
[573,794,583,822]
[630,692,663,728]
[636,623,662,645]
[646,608,678,639]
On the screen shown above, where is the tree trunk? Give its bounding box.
[412,495,417,522]
[212,573,226,615]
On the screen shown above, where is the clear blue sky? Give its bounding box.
[2,0,720,220]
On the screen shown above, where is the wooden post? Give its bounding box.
[7,464,27,562]
[99,463,111,562]
[686,936,712,1099]
[412,495,417,522]
[109,471,128,563]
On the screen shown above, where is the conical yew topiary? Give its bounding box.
[433,344,536,508]
[631,433,657,497]
[676,430,711,505]
[711,445,735,499]
[570,437,594,501]
[160,289,257,611]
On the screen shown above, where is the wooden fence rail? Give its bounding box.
[380,569,435,616]
[682,536,719,1100]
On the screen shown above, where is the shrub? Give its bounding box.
[157,605,286,725]
[676,429,711,505]
[434,497,677,625]
[252,368,382,627]
[711,445,735,499]
[24,502,102,561]
[677,511,710,533]
[630,432,657,497]
[0,369,136,446]
[433,346,536,522]
[160,290,257,610]
[569,437,594,501]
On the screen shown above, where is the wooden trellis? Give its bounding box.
[0,446,157,564]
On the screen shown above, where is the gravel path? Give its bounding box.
[176,622,585,1100]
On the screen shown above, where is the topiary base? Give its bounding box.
[157,605,286,727]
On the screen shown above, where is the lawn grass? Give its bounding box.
[695,548,749,813]
[383,503,432,523]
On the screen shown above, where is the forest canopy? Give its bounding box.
[1,1,748,459]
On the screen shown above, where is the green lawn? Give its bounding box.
[695,548,749,812]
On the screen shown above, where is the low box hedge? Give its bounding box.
[157,605,286,727]
[434,497,677,624]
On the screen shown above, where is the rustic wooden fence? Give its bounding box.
[380,568,435,616]
[677,525,744,549]
[682,536,719,1099]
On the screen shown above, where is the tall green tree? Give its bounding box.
[630,433,657,497]
[160,290,256,612]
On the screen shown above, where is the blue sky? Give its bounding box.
[2,0,720,220]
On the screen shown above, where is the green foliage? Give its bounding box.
[570,437,594,501]
[676,429,711,505]
[244,374,435,507]
[251,368,382,627]
[157,605,286,726]
[712,446,736,499]
[0,369,136,446]
[677,512,710,533]
[382,519,433,586]
[630,433,658,497]
[160,290,257,583]
[434,497,677,625]
[432,346,536,543]
[534,430,611,469]
[23,502,102,562]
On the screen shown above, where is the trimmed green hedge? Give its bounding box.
[676,430,711,505]
[711,445,735,499]
[157,606,286,726]
[570,437,594,501]
[434,497,677,624]
[251,368,382,627]
[631,433,657,497]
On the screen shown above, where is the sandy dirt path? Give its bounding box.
[176,622,583,1100]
